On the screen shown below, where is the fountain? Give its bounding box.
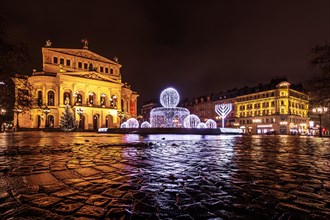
[98,87,243,134]
[150,88,190,128]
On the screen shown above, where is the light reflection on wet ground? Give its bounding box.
[0,132,329,219]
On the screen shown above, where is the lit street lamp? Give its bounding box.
[312,107,328,137]
[1,108,6,132]
[42,106,51,128]
[117,110,124,125]
[13,107,23,130]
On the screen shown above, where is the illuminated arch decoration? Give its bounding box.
[205,119,217,129]
[160,88,180,108]
[140,121,151,128]
[183,114,201,128]
[120,122,128,128]
[197,122,207,129]
[127,118,139,128]
[215,103,232,128]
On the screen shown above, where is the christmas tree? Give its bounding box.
[59,104,76,131]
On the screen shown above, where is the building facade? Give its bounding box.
[184,79,309,135]
[15,45,138,130]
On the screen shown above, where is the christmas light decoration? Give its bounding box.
[127,118,139,128]
[215,103,232,128]
[141,121,151,128]
[197,122,206,128]
[120,122,128,128]
[150,87,190,128]
[183,114,201,128]
[160,88,180,108]
[205,119,217,128]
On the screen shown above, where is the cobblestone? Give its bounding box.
[0,132,330,219]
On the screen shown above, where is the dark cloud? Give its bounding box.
[2,0,330,110]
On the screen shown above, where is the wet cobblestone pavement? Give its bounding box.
[0,132,330,219]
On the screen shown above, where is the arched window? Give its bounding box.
[110,95,117,108]
[89,93,94,105]
[77,94,82,105]
[63,92,71,105]
[48,115,54,128]
[100,94,106,106]
[47,91,55,106]
[37,91,43,106]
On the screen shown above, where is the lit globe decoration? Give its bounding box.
[150,87,190,128]
[120,122,128,128]
[160,87,180,108]
[183,114,201,128]
[126,118,139,128]
[205,119,217,129]
[140,121,151,128]
[197,122,207,129]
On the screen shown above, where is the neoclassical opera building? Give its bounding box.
[16,42,138,130]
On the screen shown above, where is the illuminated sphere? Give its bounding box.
[183,114,201,128]
[197,122,206,129]
[140,121,151,128]
[120,122,128,128]
[205,119,217,129]
[160,88,180,108]
[127,118,139,128]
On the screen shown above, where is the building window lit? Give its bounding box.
[48,91,55,106]
[63,92,71,105]
[89,93,94,104]
[37,90,43,106]
[100,94,106,106]
[110,95,117,108]
[60,58,64,65]
[77,94,82,105]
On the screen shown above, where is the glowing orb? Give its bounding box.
[160,88,180,108]
[120,122,128,128]
[197,122,206,128]
[205,119,217,129]
[183,114,201,128]
[127,118,139,128]
[140,121,151,128]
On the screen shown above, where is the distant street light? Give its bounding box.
[42,106,51,128]
[1,108,6,132]
[312,107,328,137]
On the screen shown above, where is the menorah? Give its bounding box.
[215,103,232,128]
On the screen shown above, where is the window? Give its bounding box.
[76,94,82,105]
[89,93,94,104]
[100,66,104,72]
[60,58,64,65]
[110,68,113,74]
[63,92,71,105]
[105,67,109,73]
[66,59,71,66]
[48,91,55,106]
[100,94,106,106]
[53,57,58,64]
[110,95,117,108]
[84,63,88,69]
[78,62,82,69]
[37,91,43,106]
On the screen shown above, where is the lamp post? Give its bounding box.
[13,107,23,130]
[1,108,6,132]
[312,107,328,137]
[117,110,124,126]
[76,108,84,129]
[42,106,51,128]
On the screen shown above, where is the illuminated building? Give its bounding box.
[186,79,309,135]
[15,42,138,130]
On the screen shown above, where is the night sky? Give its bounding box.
[2,0,330,110]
